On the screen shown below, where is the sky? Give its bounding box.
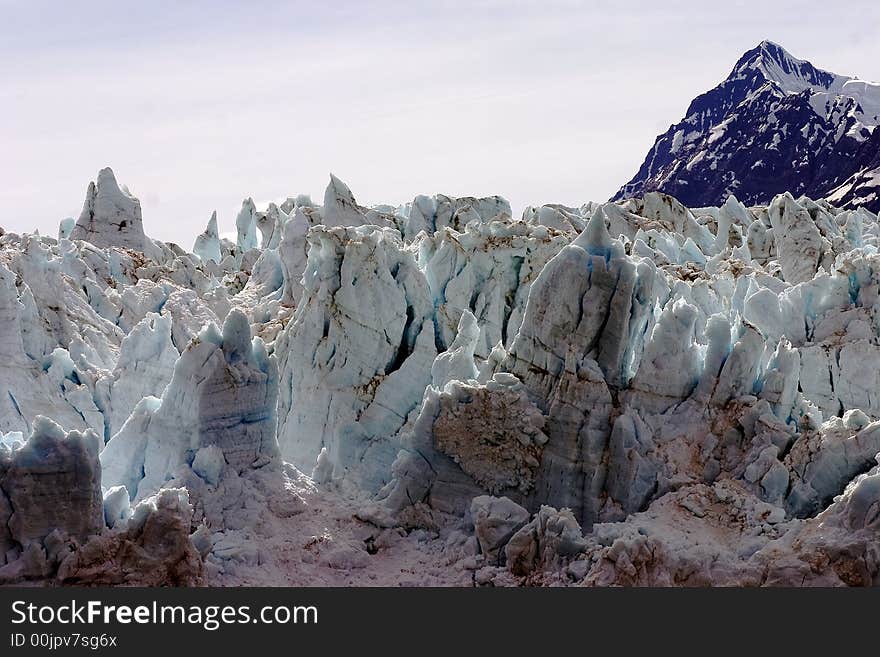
[2,0,880,245]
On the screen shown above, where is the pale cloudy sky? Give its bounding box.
[2,0,879,245]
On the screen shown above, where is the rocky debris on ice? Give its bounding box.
[193,462,473,586]
[55,488,202,586]
[577,471,880,586]
[505,505,588,577]
[576,480,788,586]
[378,373,548,515]
[445,471,880,586]
[470,495,530,565]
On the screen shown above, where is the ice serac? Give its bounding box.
[768,193,823,284]
[323,174,366,228]
[394,192,511,238]
[785,416,880,518]
[256,203,286,250]
[236,199,259,252]
[95,312,179,440]
[101,309,279,500]
[193,211,222,264]
[422,217,569,358]
[0,262,105,435]
[381,212,666,527]
[278,207,312,306]
[0,416,102,551]
[431,310,479,387]
[501,214,662,525]
[70,168,150,252]
[275,225,436,489]
[626,299,701,414]
[58,217,75,241]
[0,263,28,365]
[379,189,880,538]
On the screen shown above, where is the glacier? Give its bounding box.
[2,165,880,586]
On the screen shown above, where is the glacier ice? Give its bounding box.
[95,312,179,439]
[505,504,587,576]
[235,198,259,252]
[101,309,279,500]
[69,168,167,263]
[0,416,102,559]
[4,168,880,585]
[470,495,530,565]
[323,174,366,228]
[431,310,479,388]
[274,225,436,489]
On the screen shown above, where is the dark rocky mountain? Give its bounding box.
[615,41,880,212]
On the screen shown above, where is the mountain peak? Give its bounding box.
[756,39,791,60]
[614,43,880,212]
[748,39,791,64]
[731,40,837,93]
